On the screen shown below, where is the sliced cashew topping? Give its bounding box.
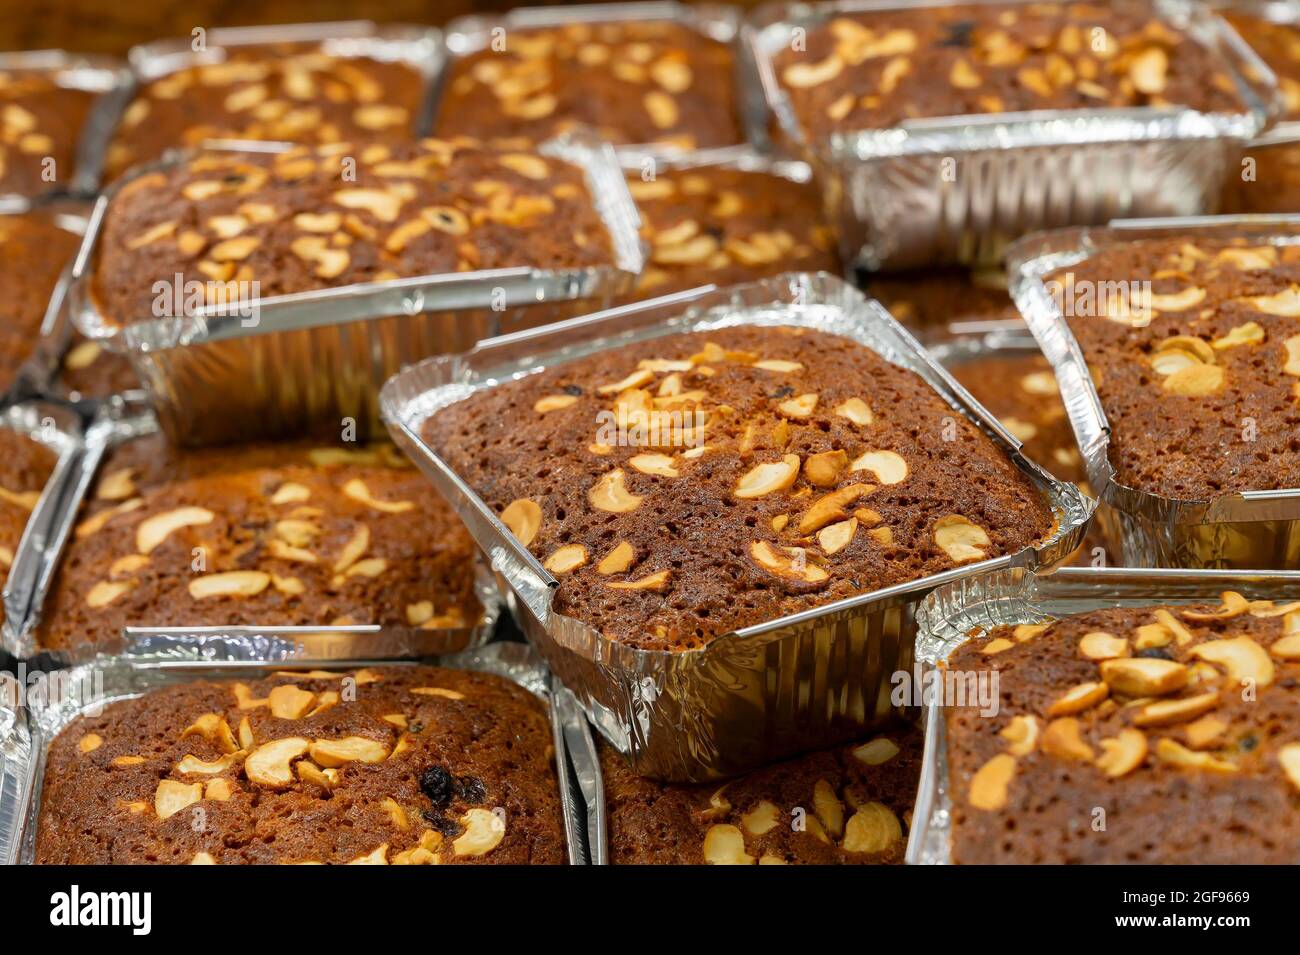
[244,737,310,788]
[1047,681,1109,717]
[268,685,316,720]
[750,541,828,584]
[309,736,390,766]
[834,398,873,426]
[1189,636,1274,688]
[1042,718,1094,761]
[798,483,872,533]
[933,515,990,563]
[500,499,542,547]
[597,541,635,574]
[1096,729,1148,777]
[1099,658,1188,697]
[999,715,1039,757]
[734,455,801,500]
[702,824,754,864]
[968,753,1015,810]
[136,506,215,554]
[1132,692,1219,728]
[1079,631,1129,661]
[543,544,587,574]
[589,469,644,512]
[154,780,203,820]
[852,737,900,765]
[850,450,908,485]
[188,571,271,600]
[842,803,902,854]
[453,808,506,857]
[741,800,779,836]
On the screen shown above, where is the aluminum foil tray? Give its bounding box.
[380,271,1092,782]
[906,564,1300,864]
[745,0,1280,270]
[1008,213,1300,568]
[0,639,601,864]
[62,134,644,446]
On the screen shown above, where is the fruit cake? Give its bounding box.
[943,592,1300,863]
[624,165,839,301]
[0,212,83,394]
[89,139,615,330]
[435,18,743,149]
[0,426,56,627]
[773,1,1246,138]
[422,324,1056,652]
[104,41,426,181]
[602,724,923,864]
[0,69,96,196]
[35,665,565,864]
[1044,236,1300,499]
[35,438,481,652]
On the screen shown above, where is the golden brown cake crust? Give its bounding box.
[35,665,565,864]
[104,43,427,182]
[0,213,83,394]
[424,324,1054,652]
[602,725,923,864]
[90,140,614,329]
[0,70,95,196]
[774,1,1246,139]
[944,594,1300,864]
[1046,236,1300,499]
[36,440,480,652]
[436,20,743,149]
[625,166,839,301]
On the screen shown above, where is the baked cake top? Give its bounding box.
[772,1,1248,138]
[1045,236,1300,499]
[424,323,1056,652]
[436,19,743,149]
[942,593,1300,864]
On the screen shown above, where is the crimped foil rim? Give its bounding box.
[746,0,1279,162]
[1008,213,1300,525]
[906,564,1300,865]
[3,640,594,865]
[65,132,645,355]
[381,271,1094,679]
[437,1,769,162]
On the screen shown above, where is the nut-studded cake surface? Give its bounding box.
[0,213,84,394]
[0,427,56,626]
[90,140,615,328]
[436,20,743,149]
[1045,237,1300,499]
[36,439,481,652]
[773,1,1247,139]
[0,70,95,196]
[35,665,565,864]
[943,593,1300,864]
[625,166,839,301]
[603,724,923,864]
[423,324,1055,652]
[104,42,426,182]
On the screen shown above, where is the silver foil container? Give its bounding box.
[380,271,1093,782]
[0,49,131,199]
[116,21,445,148]
[63,135,644,447]
[0,409,501,663]
[0,400,89,656]
[0,639,601,865]
[438,1,772,162]
[0,196,92,404]
[906,564,1300,865]
[1008,213,1300,568]
[745,0,1281,271]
